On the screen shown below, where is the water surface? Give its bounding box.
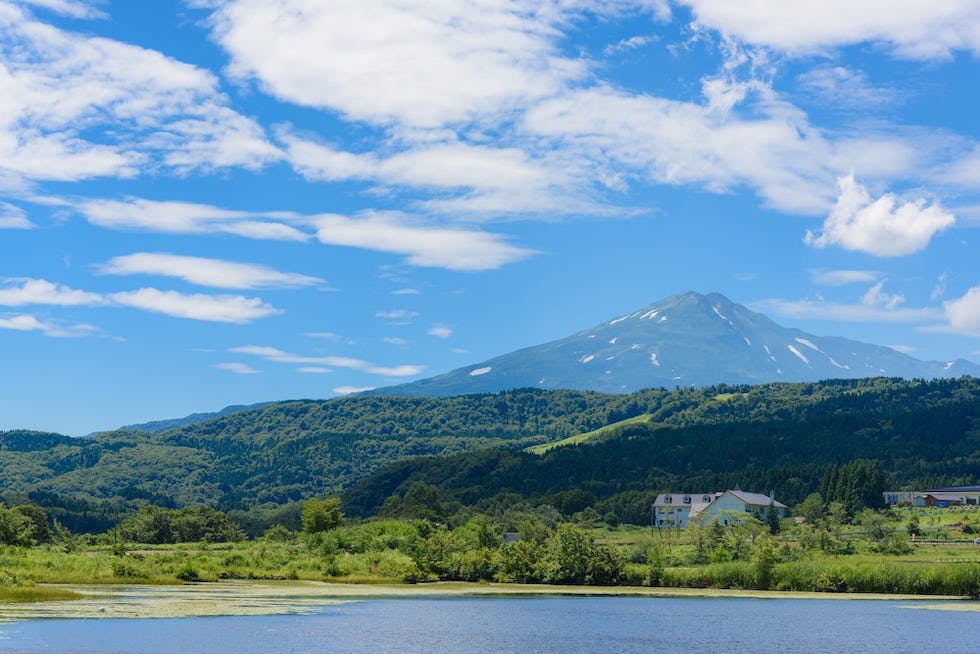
[2,595,978,653]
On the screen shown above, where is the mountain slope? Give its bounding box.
[375,291,980,396]
[109,402,272,435]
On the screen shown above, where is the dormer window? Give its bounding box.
[683,495,691,504]
[664,495,672,504]
[703,495,712,502]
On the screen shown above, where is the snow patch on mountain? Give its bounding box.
[580,355,595,364]
[469,366,492,376]
[650,353,661,367]
[712,306,735,328]
[795,337,822,353]
[787,344,810,364]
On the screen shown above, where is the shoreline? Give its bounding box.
[0,581,974,622]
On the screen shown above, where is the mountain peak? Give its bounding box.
[370,292,979,397]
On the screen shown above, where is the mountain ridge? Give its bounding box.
[371,291,980,396]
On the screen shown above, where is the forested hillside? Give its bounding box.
[1,377,977,532]
[344,377,980,522]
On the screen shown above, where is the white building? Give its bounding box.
[883,485,980,507]
[695,489,788,526]
[654,488,788,528]
[653,492,719,528]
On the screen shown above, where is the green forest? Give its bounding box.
[0,377,977,534]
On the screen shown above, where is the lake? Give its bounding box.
[1,594,978,653]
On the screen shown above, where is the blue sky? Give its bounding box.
[2,0,979,435]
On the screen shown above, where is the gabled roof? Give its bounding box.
[924,485,980,493]
[727,489,788,509]
[919,493,964,502]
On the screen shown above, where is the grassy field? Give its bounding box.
[2,507,979,603]
[525,414,654,454]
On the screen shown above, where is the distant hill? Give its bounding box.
[2,377,978,532]
[344,377,980,520]
[107,402,273,435]
[373,291,980,396]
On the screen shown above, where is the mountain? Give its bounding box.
[109,402,272,435]
[374,291,980,396]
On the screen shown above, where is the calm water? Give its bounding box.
[0,596,977,654]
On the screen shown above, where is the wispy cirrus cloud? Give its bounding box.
[214,362,260,374]
[750,297,941,324]
[0,278,280,323]
[110,288,280,324]
[0,202,35,229]
[97,252,323,290]
[75,198,535,271]
[77,198,309,242]
[808,269,881,286]
[314,212,535,271]
[230,344,422,377]
[0,278,105,306]
[20,0,105,19]
[427,324,453,339]
[0,313,97,337]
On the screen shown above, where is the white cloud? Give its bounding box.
[604,34,659,56]
[383,337,409,346]
[214,362,261,374]
[230,344,422,377]
[523,85,881,215]
[887,344,917,354]
[19,0,105,19]
[0,278,104,306]
[931,273,949,301]
[677,1,980,60]
[796,66,897,109]
[943,287,980,336]
[0,312,97,337]
[369,364,423,377]
[110,288,281,323]
[78,198,533,271]
[391,288,419,296]
[0,277,280,323]
[428,325,453,339]
[942,146,980,188]
[297,366,331,374]
[751,298,941,324]
[280,132,587,218]
[861,280,904,310]
[805,175,956,256]
[78,198,310,242]
[375,309,419,322]
[0,202,35,229]
[98,252,322,290]
[315,212,534,271]
[0,2,279,186]
[203,0,587,129]
[809,269,880,286]
[332,385,375,395]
